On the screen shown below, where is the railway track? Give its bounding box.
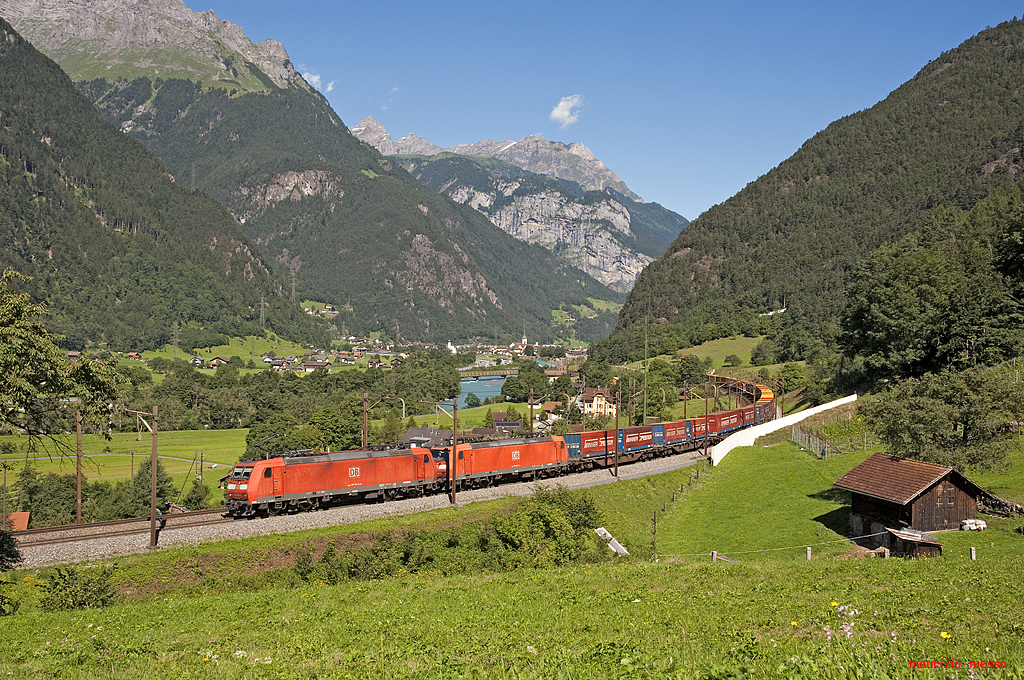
[12,508,234,548]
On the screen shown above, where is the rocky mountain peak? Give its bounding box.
[350,116,398,154]
[0,0,306,90]
[350,119,641,201]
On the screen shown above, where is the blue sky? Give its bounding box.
[186,0,1023,220]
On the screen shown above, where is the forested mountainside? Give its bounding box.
[0,18,323,351]
[80,78,618,342]
[594,18,1024,362]
[3,0,622,343]
[395,153,688,292]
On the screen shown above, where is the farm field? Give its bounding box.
[674,335,764,367]
[1,439,1022,677]
[0,429,249,508]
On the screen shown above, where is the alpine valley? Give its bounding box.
[0,0,630,344]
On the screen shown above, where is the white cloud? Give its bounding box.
[381,86,399,111]
[550,94,585,129]
[301,70,335,94]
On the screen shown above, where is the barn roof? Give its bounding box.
[833,452,985,505]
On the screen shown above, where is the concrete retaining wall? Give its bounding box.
[710,393,858,466]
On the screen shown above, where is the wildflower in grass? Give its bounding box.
[941,631,952,639]
[791,621,798,627]
[234,650,247,658]
[830,601,838,607]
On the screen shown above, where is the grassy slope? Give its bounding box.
[658,443,872,562]
[674,335,764,367]
[1,534,1021,678]
[1,443,1022,678]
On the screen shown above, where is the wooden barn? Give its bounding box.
[833,453,986,549]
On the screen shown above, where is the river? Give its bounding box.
[457,376,506,408]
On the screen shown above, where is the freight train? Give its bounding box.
[224,375,776,517]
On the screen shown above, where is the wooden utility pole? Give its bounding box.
[652,512,658,561]
[150,406,158,548]
[614,383,620,478]
[76,410,82,525]
[128,407,160,548]
[627,375,633,426]
[2,463,8,522]
[703,376,710,460]
[451,400,458,505]
[529,388,534,436]
[683,379,688,419]
[362,392,369,449]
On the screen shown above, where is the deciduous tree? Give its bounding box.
[0,270,121,441]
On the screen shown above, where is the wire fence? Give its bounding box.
[791,425,883,458]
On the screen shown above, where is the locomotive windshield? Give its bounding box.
[230,466,254,480]
[429,448,448,462]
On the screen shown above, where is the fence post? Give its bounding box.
[971,546,977,561]
[652,512,657,561]
[711,550,718,563]
[806,546,812,561]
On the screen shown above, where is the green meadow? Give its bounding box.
[1,438,1022,678]
[0,430,248,508]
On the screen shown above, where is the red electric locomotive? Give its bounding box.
[431,436,570,489]
[225,446,443,516]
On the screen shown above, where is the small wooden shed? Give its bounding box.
[833,453,985,548]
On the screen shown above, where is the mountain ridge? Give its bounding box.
[0,0,307,92]
[351,116,642,202]
[352,117,687,292]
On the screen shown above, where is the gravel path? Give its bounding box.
[18,451,706,568]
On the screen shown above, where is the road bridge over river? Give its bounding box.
[458,367,519,379]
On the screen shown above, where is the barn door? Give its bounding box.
[936,482,956,528]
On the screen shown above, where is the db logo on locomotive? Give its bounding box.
[348,467,360,477]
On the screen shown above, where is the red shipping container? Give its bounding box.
[580,429,617,458]
[621,426,655,452]
[663,420,688,444]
